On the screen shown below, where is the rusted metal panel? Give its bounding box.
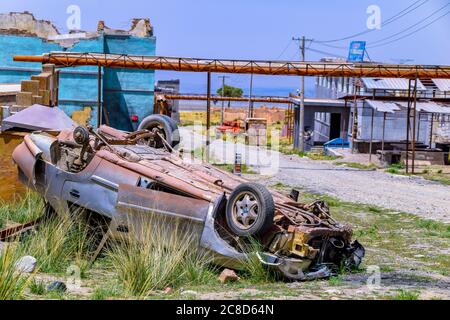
[1,104,77,132]
[95,149,218,201]
[162,94,291,104]
[116,183,210,223]
[0,214,45,241]
[12,141,36,183]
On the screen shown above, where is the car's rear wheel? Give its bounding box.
[225,183,274,237]
[137,114,180,149]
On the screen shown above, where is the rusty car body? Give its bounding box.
[9,112,364,280]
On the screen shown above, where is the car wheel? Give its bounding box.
[225,183,275,237]
[137,114,180,149]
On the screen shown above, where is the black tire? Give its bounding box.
[225,183,275,237]
[137,114,180,148]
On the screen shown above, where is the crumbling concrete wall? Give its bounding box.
[0,11,156,130]
[0,12,153,44]
[99,18,153,37]
[0,12,59,38]
[222,106,286,125]
[129,18,153,37]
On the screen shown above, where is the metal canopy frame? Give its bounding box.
[13,52,450,168]
[13,52,450,79]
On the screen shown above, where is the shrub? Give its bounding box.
[0,191,44,229]
[107,215,213,297]
[28,279,46,295]
[237,238,278,283]
[20,213,95,274]
[20,215,74,273]
[393,289,420,300]
[0,244,33,300]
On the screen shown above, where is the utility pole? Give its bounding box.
[206,72,212,162]
[218,75,229,125]
[292,36,313,151]
[248,73,254,118]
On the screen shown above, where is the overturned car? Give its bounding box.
[10,113,364,280]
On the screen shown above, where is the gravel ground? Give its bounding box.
[179,127,450,223]
[258,154,450,223]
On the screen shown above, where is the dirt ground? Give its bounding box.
[3,126,449,300]
[180,126,450,223]
[18,187,449,301]
[260,154,450,223]
[192,271,450,300]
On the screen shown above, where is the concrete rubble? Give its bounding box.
[47,281,67,293]
[15,255,37,273]
[164,287,173,294]
[218,268,241,284]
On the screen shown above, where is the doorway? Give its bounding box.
[329,113,341,140]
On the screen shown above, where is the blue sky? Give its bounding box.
[1,0,449,95]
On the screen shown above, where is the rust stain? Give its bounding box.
[71,107,92,126]
[0,132,27,202]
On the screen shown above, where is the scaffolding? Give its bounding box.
[13,52,450,79]
[13,52,450,170]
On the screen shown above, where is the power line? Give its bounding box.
[315,0,429,43]
[305,46,347,59]
[275,40,293,60]
[368,9,450,48]
[307,2,449,53]
[367,2,450,46]
[314,42,348,50]
[382,0,429,24]
[292,36,313,151]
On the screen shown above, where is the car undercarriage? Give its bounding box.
[3,113,365,280]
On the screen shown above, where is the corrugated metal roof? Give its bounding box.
[290,98,346,107]
[365,100,401,113]
[362,78,426,91]
[395,101,450,114]
[432,79,450,91]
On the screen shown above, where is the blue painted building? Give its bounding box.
[0,12,156,130]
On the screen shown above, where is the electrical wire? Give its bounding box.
[286,39,314,60]
[306,2,448,53]
[275,40,293,60]
[368,2,450,46]
[314,42,348,50]
[305,46,347,59]
[315,0,429,43]
[368,10,450,48]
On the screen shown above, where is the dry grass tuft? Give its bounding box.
[107,215,214,297]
